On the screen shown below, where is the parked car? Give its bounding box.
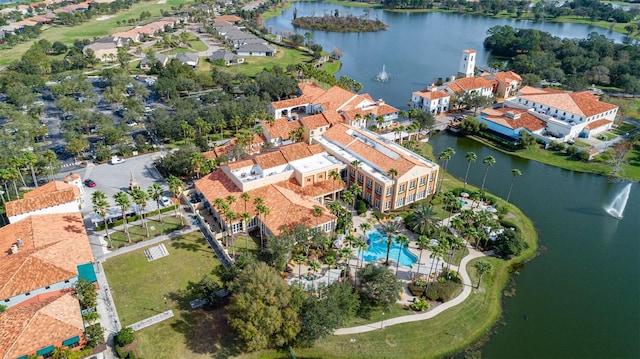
[84,179,96,187]
[111,156,125,165]
[160,196,172,207]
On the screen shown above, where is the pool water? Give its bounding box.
[360,230,417,266]
[458,199,468,205]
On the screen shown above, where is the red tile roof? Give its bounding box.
[254,151,287,169]
[0,213,94,299]
[6,181,80,217]
[412,89,450,100]
[482,107,546,132]
[0,292,84,359]
[490,71,522,85]
[452,77,494,92]
[519,88,618,117]
[300,113,329,130]
[585,119,612,130]
[264,118,301,141]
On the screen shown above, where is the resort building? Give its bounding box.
[0,292,86,359]
[315,124,439,211]
[5,180,82,224]
[194,142,343,237]
[0,213,95,308]
[503,86,619,141]
[477,107,546,140]
[481,71,523,99]
[410,85,450,115]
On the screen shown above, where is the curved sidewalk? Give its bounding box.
[334,246,485,335]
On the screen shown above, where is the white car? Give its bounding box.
[111,156,125,165]
[160,196,172,207]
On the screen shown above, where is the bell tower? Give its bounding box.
[457,49,476,78]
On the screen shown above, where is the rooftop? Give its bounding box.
[518,87,618,117]
[5,181,80,218]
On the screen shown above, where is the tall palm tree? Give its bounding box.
[342,190,355,211]
[480,156,496,195]
[324,252,336,284]
[329,169,341,200]
[240,192,251,214]
[437,147,455,194]
[394,234,410,277]
[240,211,252,253]
[387,168,398,213]
[225,210,237,249]
[147,184,164,223]
[415,235,430,278]
[463,151,477,190]
[312,206,323,229]
[113,191,131,243]
[474,260,492,289]
[9,155,27,188]
[294,253,306,279]
[130,188,150,237]
[424,242,445,295]
[349,184,362,210]
[359,222,371,239]
[23,152,38,187]
[355,238,368,271]
[167,176,184,224]
[42,149,58,181]
[225,195,237,209]
[506,168,522,203]
[91,191,112,248]
[5,167,20,199]
[379,220,400,265]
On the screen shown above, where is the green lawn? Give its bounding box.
[106,215,184,249]
[219,46,313,76]
[0,0,193,66]
[103,232,234,358]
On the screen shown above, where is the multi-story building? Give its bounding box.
[5,180,82,224]
[315,124,439,211]
[410,85,450,115]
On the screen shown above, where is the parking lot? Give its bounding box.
[55,152,169,216]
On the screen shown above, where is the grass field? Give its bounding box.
[224,46,314,76]
[0,0,193,66]
[107,215,184,249]
[103,232,237,358]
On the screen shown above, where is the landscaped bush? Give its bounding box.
[495,229,528,257]
[408,281,426,296]
[372,210,385,220]
[115,327,135,347]
[409,298,431,311]
[355,200,367,215]
[499,219,520,232]
[84,323,104,348]
[425,281,462,302]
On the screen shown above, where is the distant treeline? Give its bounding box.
[484,25,640,94]
[292,15,388,32]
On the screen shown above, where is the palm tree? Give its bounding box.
[342,190,355,211]
[240,211,252,253]
[309,260,321,277]
[355,238,368,270]
[406,203,436,235]
[312,205,323,229]
[294,253,306,279]
[474,261,492,289]
[349,184,362,210]
[480,156,496,195]
[424,242,445,295]
[130,188,150,237]
[387,168,398,213]
[225,210,237,252]
[92,191,112,248]
[9,155,27,188]
[240,192,251,214]
[167,176,184,224]
[506,168,522,203]
[359,222,371,238]
[23,152,38,187]
[147,184,164,223]
[394,234,410,276]
[437,147,455,194]
[42,149,58,181]
[463,152,477,190]
[324,252,336,284]
[329,169,341,200]
[5,167,20,199]
[379,220,400,265]
[415,235,430,278]
[225,195,237,209]
[113,191,131,243]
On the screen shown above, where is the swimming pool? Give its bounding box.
[360,230,417,266]
[458,199,468,206]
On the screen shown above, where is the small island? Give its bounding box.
[293,14,388,32]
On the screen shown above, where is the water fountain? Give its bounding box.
[604,183,631,219]
[375,65,390,82]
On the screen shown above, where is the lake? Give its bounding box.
[267,4,640,357]
[266,3,628,109]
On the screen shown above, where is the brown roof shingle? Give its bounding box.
[6,181,79,217]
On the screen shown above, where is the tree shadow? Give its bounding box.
[169,307,244,359]
[169,236,209,252]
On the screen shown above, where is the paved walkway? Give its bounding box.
[334,245,486,335]
[129,310,174,331]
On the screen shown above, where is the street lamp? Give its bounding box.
[163,296,167,310]
[381,311,384,329]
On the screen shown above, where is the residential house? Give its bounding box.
[83,41,118,62]
[410,85,450,115]
[175,52,199,68]
[5,181,82,224]
[209,49,244,66]
[215,14,243,24]
[194,142,343,237]
[315,123,439,211]
[236,43,276,57]
[0,293,86,359]
[505,86,618,141]
[140,53,169,70]
[481,71,523,99]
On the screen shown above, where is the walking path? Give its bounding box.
[335,245,485,335]
[129,310,174,331]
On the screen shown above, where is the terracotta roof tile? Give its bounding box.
[0,292,84,359]
[491,71,522,84]
[585,119,612,130]
[519,88,618,117]
[300,113,329,130]
[6,182,79,217]
[413,89,450,100]
[226,159,254,170]
[482,108,546,132]
[264,118,301,141]
[254,151,287,169]
[0,213,94,299]
[216,14,243,22]
[452,77,494,91]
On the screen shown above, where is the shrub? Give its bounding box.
[372,210,385,220]
[499,219,519,232]
[115,327,135,347]
[577,150,590,161]
[84,323,104,348]
[355,200,367,215]
[495,229,528,257]
[425,281,462,302]
[407,281,426,296]
[409,298,430,311]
